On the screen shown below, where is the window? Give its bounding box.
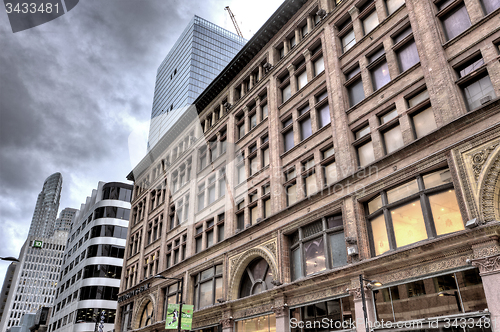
[408,89,429,108]
[317,103,330,128]
[139,302,153,328]
[369,48,390,90]
[250,112,257,129]
[250,154,259,176]
[346,66,364,107]
[394,27,419,72]
[239,257,273,298]
[367,168,463,256]
[300,116,312,141]
[362,10,379,35]
[194,265,223,310]
[374,269,487,322]
[197,184,205,212]
[262,103,268,119]
[386,0,405,14]
[236,314,276,332]
[481,0,500,14]
[199,148,207,170]
[289,215,346,281]
[290,35,296,48]
[279,46,285,59]
[289,296,355,329]
[438,2,471,41]
[297,70,308,90]
[283,120,294,152]
[342,29,356,53]
[301,24,308,37]
[208,183,216,204]
[282,83,291,103]
[456,56,495,111]
[379,109,398,124]
[313,55,325,76]
[382,124,404,154]
[163,283,181,319]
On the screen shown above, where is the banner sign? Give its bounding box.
[165,304,194,330]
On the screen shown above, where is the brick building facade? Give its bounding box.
[116,0,500,331]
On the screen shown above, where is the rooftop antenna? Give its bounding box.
[224,6,244,38]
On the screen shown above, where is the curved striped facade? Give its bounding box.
[50,182,132,332]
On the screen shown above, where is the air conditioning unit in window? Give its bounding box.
[480,95,492,105]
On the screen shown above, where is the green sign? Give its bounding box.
[33,241,43,248]
[165,304,194,330]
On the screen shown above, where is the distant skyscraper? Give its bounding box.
[54,208,78,233]
[50,182,132,332]
[0,232,68,331]
[0,173,68,331]
[147,16,246,149]
[28,172,63,238]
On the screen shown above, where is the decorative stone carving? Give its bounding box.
[471,254,500,275]
[288,284,349,306]
[479,152,500,222]
[348,287,362,300]
[220,318,233,329]
[264,240,277,259]
[472,144,499,182]
[272,306,287,318]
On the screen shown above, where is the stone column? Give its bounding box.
[471,240,500,332]
[295,27,301,44]
[220,309,233,332]
[287,64,297,96]
[303,49,313,82]
[258,64,264,80]
[349,7,364,44]
[307,15,314,33]
[255,96,262,123]
[284,40,290,56]
[350,286,376,332]
[249,74,255,90]
[273,297,289,332]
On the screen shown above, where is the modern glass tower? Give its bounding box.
[147,16,246,150]
[50,182,132,332]
[54,208,78,233]
[28,172,63,238]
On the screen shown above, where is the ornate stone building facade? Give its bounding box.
[117,0,500,331]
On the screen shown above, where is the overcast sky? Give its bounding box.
[0,0,284,284]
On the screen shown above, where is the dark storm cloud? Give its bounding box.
[0,1,189,273]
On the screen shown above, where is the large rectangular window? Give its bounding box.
[346,66,364,107]
[366,168,464,256]
[439,2,471,41]
[374,269,487,322]
[362,10,379,35]
[313,55,325,76]
[481,0,500,14]
[382,125,404,154]
[456,56,495,111]
[341,29,356,53]
[284,128,294,152]
[369,48,390,91]
[193,265,223,310]
[386,0,405,15]
[282,83,291,103]
[289,215,346,281]
[297,70,308,90]
[318,103,330,128]
[394,27,419,72]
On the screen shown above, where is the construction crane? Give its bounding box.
[224,6,244,38]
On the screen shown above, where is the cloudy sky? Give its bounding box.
[0,0,284,283]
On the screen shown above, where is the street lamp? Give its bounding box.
[359,275,383,332]
[154,274,184,332]
[0,257,19,262]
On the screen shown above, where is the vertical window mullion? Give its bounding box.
[382,192,397,250]
[420,193,437,239]
[298,228,305,278]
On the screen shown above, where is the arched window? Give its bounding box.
[139,301,153,328]
[239,257,273,298]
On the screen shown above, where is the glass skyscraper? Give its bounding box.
[147,16,246,150]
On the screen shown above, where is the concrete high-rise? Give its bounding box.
[50,182,132,332]
[28,173,63,238]
[147,16,246,150]
[0,232,68,331]
[0,173,68,331]
[54,208,78,233]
